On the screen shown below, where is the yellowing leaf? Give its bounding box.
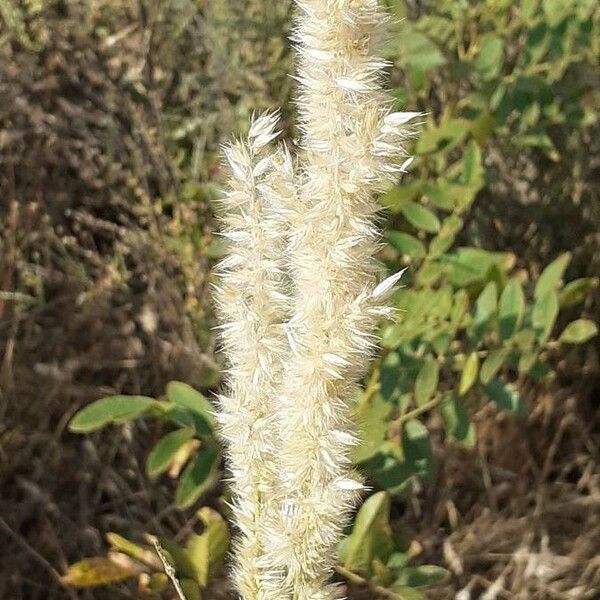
[185,507,230,586]
[558,319,598,344]
[61,557,137,587]
[459,352,479,395]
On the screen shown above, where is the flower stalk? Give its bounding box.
[215,1,419,599]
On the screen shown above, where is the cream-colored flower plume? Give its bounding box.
[214,111,294,600]
[214,1,419,599]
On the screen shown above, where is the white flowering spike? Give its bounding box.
[215,111,295,600]
[256,1,419,598]
[214,1,419,599]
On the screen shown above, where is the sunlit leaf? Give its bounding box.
[414,357,438,407]
[459,352,479,395]
[400,201,440,233]
[558,319,598,344]
[69,396,157,433]
[471,281,497,342]
[534,253,571,299]
[385,231,427,259]
[559,278,598,308]
[185,507,230,586]
[532,291,559,342]
[475,34,503,80]
[498,278,525,340]
[61,557,137,587]
[480,348,509,385]
[167,382,215,426]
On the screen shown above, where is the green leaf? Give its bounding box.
[106,533,161,570]
[164,405,212,437]
[69,396,157,433]
[397,28,447,73]
[388,586,426,600]
[475,34,503,80]
[534,253,571,299]
[382,183,422,213]
[460,141,485,189]
[532,291,559,342]
[559,278,598,307]
[180,580,202,600]
[167,382,215,426]
[339,491,394,575]
[480,348,510,385]
[146,428,195,478]
[353,394,392,463]
[400,201,441,233]
[416,119,469,155]
[185,507,230,586]
[558,319,598,344]
[385,231,426,259]
[175,450,219,509]
[402,419,434,482]
[484,380,524,415]
[422,182,454,211]
[459,352,479,395]
[381,181,423,213]
[61,557,137,587]
[392,565,449,588]
[414,357,438,407]
[518,349,540,375]
[542,0,570,26]
[439,394,476,448]
[498,278,525,340]
[471,282,498,342]
[428,215,462,258]
[154,537,196,579]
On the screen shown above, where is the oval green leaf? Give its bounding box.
[414,357,439,407]
[534,252,571,299]
[175,449,219,509]
[559,278,598,308]
[439,393,476,448]
[484,379,524,415]
[498,278,525,340]
[167,382,215,425]
[480,347,510,385]
[532,291,559,342]
[146,428,195,478]
[69,396,157,433]
[400,201,440,233]
[558,319,598,345]
[385,231,426,259]
[459,352,479,396]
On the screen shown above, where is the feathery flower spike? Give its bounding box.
[214,111,293,600]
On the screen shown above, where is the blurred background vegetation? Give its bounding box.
[0,0,598,599]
